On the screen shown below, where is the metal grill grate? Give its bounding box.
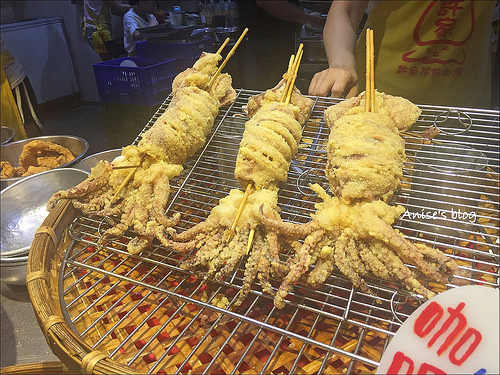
[59,90,499,374]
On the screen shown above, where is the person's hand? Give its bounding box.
[308,66,358,98]
[304,12,324,31]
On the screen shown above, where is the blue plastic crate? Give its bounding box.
[93,57,176,105]
[136,37,213,61]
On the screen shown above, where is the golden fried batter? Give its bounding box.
[18,140,74,171]
[1,140,74,179]
[326,111,406,203]
[1,160,15,179]
[235,102,307,189]
[324,90,421,132]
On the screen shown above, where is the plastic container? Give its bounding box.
[136,37,212,61]
[93,57,176,105]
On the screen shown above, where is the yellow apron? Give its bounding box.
[1,65,26,141]
[355,1,495,108]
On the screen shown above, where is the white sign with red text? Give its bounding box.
[377,285,499,375]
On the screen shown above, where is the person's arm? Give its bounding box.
[308,1,368,98]
[256,0,324,29]
[107,0,132,17]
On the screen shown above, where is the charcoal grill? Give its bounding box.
[26,90,499,374]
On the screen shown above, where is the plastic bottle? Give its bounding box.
[171,5,182,26]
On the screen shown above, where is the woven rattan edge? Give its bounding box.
[26,200,140,375]
[0,360,69,374]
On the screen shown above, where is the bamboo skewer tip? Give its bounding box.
[216,37,231,55]
[208,28,249,89]
[365,28,375,113]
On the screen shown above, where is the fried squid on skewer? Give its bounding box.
[165,57,315,305]
[261,91,458,307]
[48,52,237,254]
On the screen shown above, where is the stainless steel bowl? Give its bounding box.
[0,255,28,286]
[73,148,122,173]
[1,168,89,259]
[1,135,89,189]
[1,126,17,145]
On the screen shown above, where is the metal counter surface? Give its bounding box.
[1,282,59,367]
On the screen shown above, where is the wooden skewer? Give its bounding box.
[280,54,296,102]
[365,28,375,113]
[208,28,249,89]
[281,43,303,104]
[246,228,255,255]
[369,29,375,112]
[112,164,141,170]
[216,37,231,55]
[285,49,303,105]
[226,183,253,240]
[110,157,143,203]
[228,44,304,243]
[284,54,295,79]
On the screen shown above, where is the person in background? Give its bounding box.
[123,0,162,57]
[84,0,131,61]
[231,0,324,90]
[308,1,497,109]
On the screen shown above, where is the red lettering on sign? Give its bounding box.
[387,351,414,374]
[414,301,444,338]
[449,328,482,366]
[428,302,467,356]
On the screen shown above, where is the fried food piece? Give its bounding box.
[48,51,237,255]
[247,80,313,125]
[421,125,440,141]
[324,90,421,132]
[235,88,313,190]
[235,102,303,190]
[137,86,220,165]
[326,111,406,203]
[324,91,421,203]
[1,160,16,179]
[18,140,74,171]
[22,165,52,176]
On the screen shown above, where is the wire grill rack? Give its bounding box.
[59,90,499,374]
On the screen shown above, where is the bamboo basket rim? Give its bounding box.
[26,200,141,375]
[0,361,69,375]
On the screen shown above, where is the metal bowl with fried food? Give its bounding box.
[1,135,89,189]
